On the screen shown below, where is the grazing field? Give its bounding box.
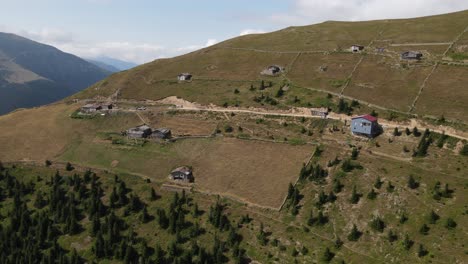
[190,138,313,208]
[287,53,360,92]
[379,11,468,43]
[0,103,142,161]
[59,134,313,208]
[345,55,431,111]
[144,111,218,136]
[415,64,468,122]
[218,20,382,51]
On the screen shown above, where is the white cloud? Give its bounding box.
[239,29,266,36]
[271,0,468,26]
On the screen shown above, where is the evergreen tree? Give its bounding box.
[445,218,457,229]
[333,179,343,193]
[399,212,409,224]
[386,181,395,193]
[334,237,343,249]
[347,224,361,241]
[66,162,74,171]
[407,175,419,189]
[349,186,360,204]
[140,206,150,223]
[387,229,397,242]
[257,222,267,246]
[351,148,359,160]
[393,127,400,136]
[428,210,439,224]
[150,188,157,201]
[402,234,413,250]
[405,127,411,135]
[417,244,428,257]
[419,224,429,235]
[367,188,377,200]
[307,210,315,226]
[369,216,385,233]
[322,247,334,262]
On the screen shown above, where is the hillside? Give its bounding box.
[0,32,111,114]
[76,10,468,124]
[0,10,467,264]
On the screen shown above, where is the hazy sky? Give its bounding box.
[1,0,468,64]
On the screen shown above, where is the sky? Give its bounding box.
[1,0,468,64]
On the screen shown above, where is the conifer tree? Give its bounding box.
[347,224,361,241]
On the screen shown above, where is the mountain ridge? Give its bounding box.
[0,32,111,114]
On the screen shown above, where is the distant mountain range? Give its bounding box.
[86,56,138,71]
[0,32,111,115]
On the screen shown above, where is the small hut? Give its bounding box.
[401,51,423,60]
[169,166,193,182]
[177,73,192,81]
[126,125,152,139]
[350,45,364,52]
[152,128,172,139]
[261,65,284,76]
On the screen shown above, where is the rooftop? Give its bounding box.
[352,114,377,122]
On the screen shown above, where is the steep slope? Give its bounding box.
[0,32,111,114]
[75,10,468,123]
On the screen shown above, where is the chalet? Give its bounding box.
[351,114,379,137]
[169,166,193,182]
[401,51,423,60]
[126,125,152,139]
[261,65,284,76]
[152,128,172,139]
[177,73,192,81]
[310,107,329,118]
[350,45,364,52]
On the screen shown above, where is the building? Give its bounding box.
[261,65,284,76]
[376,47,385,53]
[351,114,379,137]
[401,51,423,60]
[80,103,113,114]
[350,45,364,52]
[177,73,192,81]
[169,166,193,182]
[152,128,172,139]
[80,103,102,113]
[310,107,329,118]
[126,125,152,139]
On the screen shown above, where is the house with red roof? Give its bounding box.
[351,114,379,137]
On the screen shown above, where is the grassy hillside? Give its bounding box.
[0,10,467,263]
[75,10,468,123]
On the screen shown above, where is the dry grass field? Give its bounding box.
[218,20,383,51]
[415,64,468,122]
[143,111,218,136]
[287,53,360,92]
[189,138,313,208]
[345,55,432,111]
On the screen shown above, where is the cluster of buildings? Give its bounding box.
[125,124,172,140]
[350,44,423,60]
